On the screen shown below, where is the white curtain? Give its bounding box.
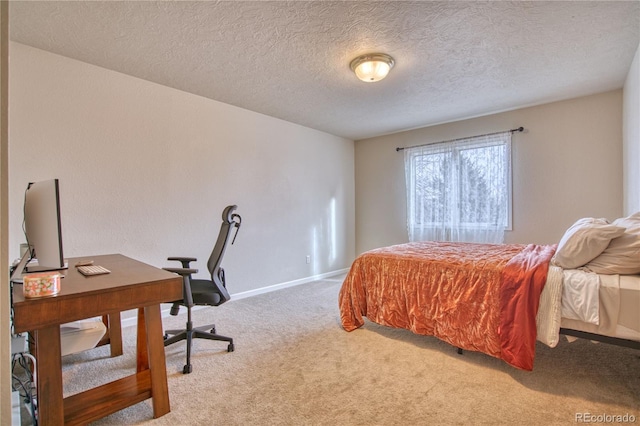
[404,132,511,244]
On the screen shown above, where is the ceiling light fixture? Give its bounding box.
[350,53,395,83]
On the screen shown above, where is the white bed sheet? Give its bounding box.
[536,265,563,348]
[560,273,640,342]
[561,269,600,325]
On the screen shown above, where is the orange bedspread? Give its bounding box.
[338,241,557,370]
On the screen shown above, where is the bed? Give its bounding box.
[339,214,640,371]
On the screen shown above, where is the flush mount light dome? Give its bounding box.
[350,53,395,83]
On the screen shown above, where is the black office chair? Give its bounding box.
[163,205,241,374]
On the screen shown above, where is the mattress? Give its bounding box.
[560,273,640,342]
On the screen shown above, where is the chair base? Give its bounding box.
[164,322,234,374]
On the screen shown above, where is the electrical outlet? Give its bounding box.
[306,255,311,264]
[11,335,27,355]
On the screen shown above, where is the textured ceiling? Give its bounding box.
[8,1,640,140]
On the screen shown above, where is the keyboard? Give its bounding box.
[77,265,111,276]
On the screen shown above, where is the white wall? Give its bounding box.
[8,43,355,295]
[623,43,640,215]
[355,91,623,254]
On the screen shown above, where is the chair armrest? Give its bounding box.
[163,267,198,276]
[167,256,197,269]
[168,256,197,262]
[163,268,196,308]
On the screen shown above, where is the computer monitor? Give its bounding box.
[22,178,66,273]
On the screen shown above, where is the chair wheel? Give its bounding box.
[228,343,234,352]
[183,364,192,374]
[163,333,169,340]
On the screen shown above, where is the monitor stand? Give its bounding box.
[10,253,68,284]
[24,260,69,273]
[9,251,31,284]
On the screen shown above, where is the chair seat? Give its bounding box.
[184,279,223,306]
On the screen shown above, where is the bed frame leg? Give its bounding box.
[456,347,463,355]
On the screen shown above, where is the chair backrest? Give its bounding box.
[206,205,241,303]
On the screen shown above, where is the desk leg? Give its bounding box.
[142,305,171,418]
[34,325,64,425]
[98,313,124,357]
[136,308,149,372]
[107,312,123,356]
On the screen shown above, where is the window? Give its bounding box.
[404,132,512,243]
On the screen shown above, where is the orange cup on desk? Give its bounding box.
[23,272,61,298]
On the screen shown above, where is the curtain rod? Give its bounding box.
[395,127,524,152]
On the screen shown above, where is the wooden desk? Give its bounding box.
[12,254,182,425]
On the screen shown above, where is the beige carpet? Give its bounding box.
[58,275,640,425]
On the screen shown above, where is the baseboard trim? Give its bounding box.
[120,268,349,328]
[231,268,349,301]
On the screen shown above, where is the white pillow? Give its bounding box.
[586,212,640,275]
[552,217,625,269]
